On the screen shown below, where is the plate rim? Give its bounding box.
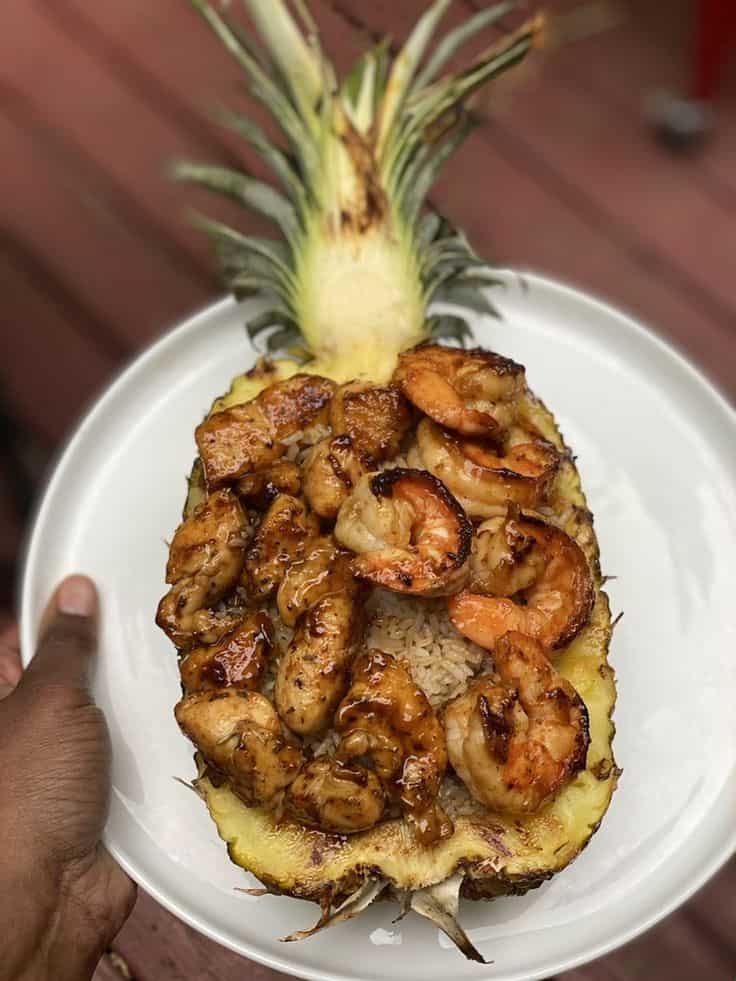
[18,270,736,980]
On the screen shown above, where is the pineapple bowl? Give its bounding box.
[156,0,618,962]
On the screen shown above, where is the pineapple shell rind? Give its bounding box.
[181,360,618,907]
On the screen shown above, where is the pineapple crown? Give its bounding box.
[176,0,542,370]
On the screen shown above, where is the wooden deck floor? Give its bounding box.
[2,1,734,977]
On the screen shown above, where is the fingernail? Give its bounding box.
[58,575,97,618]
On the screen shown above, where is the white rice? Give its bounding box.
[260,588,484,730]
[365,590,485,709]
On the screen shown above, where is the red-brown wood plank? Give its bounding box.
[430,123,735,371]
[685,856,736,957]
[479,75,736,324]
[58,0,365,126]
[51,0,275,175]
[0,104,210,353]
[48,0,364,211]
[110,890,294,981]
[0,236,118,444]
[52,0,366,234]
[1,1,267,285]
[546,0,736,200]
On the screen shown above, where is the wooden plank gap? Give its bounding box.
[0,78,216,295]
[0,229,130,363]
[48,0,246,174]
[325,0,381,43]
[482,115,736,333]
[551,68,736,219]
[684,903,736,968]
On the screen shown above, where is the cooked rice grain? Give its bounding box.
[366,591,485,708]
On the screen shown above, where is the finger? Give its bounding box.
[0,622,20,654]
[0,644,22,700]
[97,846,138,934]
[24,575,99,690]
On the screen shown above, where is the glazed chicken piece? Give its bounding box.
[335,650,453,846]
[235,460,302,510]
[329,382,413,459]
[285,759,386,834]
[179,611,274,693]
[175,689,304,810]
[196,374,335,488]
[444,632,590,813]
[276,537,355,628]
[275,590,365,736]
[412,419,560,518]
[242,494,320,601]
[335,469,472,596]
[156,489,249,649]
[303,383,412,519]
[302,435,370,520]
[393,344,525,437]
[449,508,595,651]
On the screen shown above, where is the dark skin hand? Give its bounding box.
[0,576,136,981]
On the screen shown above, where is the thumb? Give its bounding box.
[23,575,99,691]
[0,624,22,700]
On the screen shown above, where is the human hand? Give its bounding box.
[0,576,136,981]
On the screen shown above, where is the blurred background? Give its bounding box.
[1,0,734,978]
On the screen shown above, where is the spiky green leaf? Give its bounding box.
[432,282,501,317]
[242,0,322,126]
[193,215,296,296]
[426,313,474,344]
[398,115,478,225]
[414,2,516,89]
[189,0,318,178]
[376,0,452,158]
[264,324,303,353]
[246,309,298,339]
[173,162,299,240]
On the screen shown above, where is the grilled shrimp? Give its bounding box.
[179,611,273,693]
[444,633,589,813]
[335,469,472,596]
[156,489,249,648]
[448,509,595,651]
[275,590,366,736]
[242,494,320,601]
[393,344,524,437]
[285,759,386,834]
[303,383,412,519]
[412,419,560,518]
[196,374,335,488]
[175,689,303,810]
[235,460,302,510]
[276,537,355,628]
[335,650,453,845]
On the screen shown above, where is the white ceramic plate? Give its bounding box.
[21,272,736,981]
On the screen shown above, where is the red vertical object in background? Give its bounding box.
[693,0,736,99]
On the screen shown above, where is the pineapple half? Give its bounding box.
[172,0,618,961]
